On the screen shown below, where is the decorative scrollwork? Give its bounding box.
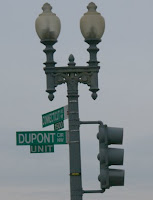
[78,72,92,86]
[44,65,99,100]
[54,72,67,86]
[53,71,93,87]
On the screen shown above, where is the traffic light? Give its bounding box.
[97,124,124,189]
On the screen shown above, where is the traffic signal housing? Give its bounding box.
[97,124,124,189]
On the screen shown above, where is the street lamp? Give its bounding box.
[35,2,105,200]
[80,2,105,40]
[35,3,61,41]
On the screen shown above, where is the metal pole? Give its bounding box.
[42,44,101,200]
[67,61,83,200]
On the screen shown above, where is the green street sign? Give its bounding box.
[16,131,69,145]
[42,105,68,128]
[30,145,54,153]
[54,120,64,131]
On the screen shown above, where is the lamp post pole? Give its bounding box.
[35,2,105,200]
[67,58,82,200]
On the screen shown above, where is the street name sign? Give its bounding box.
[54,120,64,131]
[16,131,69,145]
[42,105,68,128]
[30,145,54,153]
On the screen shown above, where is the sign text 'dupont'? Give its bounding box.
[16,131,69,145]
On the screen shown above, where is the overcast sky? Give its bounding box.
[0,0,153,200]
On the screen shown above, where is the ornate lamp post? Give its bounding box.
[35,2,105,200]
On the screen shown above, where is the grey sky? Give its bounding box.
[0,0,153,199]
